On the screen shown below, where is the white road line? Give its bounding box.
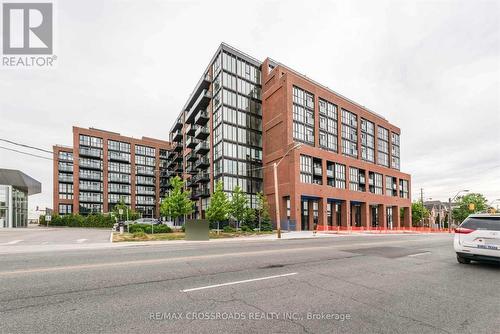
[76,239,88,243]
[7,240,23,245]
[181,272,298,292]
[408,252,431,257]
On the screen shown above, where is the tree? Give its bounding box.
[452,193,488,223]
[256,191,272,230]
[160,176,193,224]
[112,198,139,221]
[242,208,256,229]
[411,201,429,226]
[206,181,230,229]
[230,185,248,228]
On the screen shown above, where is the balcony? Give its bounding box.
[186,151,197,162]
[172,118,183,131]
[186,163,196,174]
[185,74,212,123]
[79,147,102,158]
[193,172,209,184]
[186,123,196,136]
[186,136,199,149]
[136,167,154,176]
[175,164,183,173]
[80,184,103,192]
[136,177,155,186]
[79,194,103,203]
[109,174,131,183]
[79,160,102,170]
[79,172,102,181]
[108,186,130,194]
[194,141,209,155]
[197,187,210,198]
[58,174,73,183]
[108,151,130,162]
[194,110,209,126]
[136,188,155,196]
[172,129,183,142]
[195,157,210,169]
[195,125,209,140]
[172,142,182,152]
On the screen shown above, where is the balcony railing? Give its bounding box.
[194,110,209,125]
[79,147,103,158]
[194,141,209,154]
[195,125,209,140]
[195,157,210,169]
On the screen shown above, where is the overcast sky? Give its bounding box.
[1,0,499,215]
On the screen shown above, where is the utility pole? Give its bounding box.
[420,188,424,227]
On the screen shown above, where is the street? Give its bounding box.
[0,233,498,334]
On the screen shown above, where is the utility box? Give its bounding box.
[184,219,209,241]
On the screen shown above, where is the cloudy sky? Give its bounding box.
[1,0,499,215]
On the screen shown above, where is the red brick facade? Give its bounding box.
[261,59,412,230]
[53,127,170,218]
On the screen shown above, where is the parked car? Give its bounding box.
[132,218,162,225]
[454,213,500,264]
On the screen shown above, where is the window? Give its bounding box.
[108,140,130,153]
[300,155,313,183]
[79,135,102,148]
[319,98,338,152]
[58,183,73,200]
[369,172,383,194]
[341,109,358,157]
[361,119,375,163]
[293,86,314,145]
[386,176,397,196]
[399,179,409,198]
[58,204,72,215]
[135,145,155,157]
[335,163,346,189]
[349,167,359,191]
[377,126,389,167]
[391,132,400,170]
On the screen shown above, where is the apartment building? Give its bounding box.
[167,43,412,230]
[53,127,170,218]
[167,43,263,218]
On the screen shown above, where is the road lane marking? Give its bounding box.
[408,252,431,257]
[7,240,23,245]
[181,273,298,292]
[76,239,88,243]
[0,237,448,276]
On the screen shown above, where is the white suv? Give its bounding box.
[454,214,500,264]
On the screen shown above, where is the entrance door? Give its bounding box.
[0,208,7,228]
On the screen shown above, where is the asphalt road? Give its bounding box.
[0,234,498,334]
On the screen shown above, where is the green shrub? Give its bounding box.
[129,224,172,234]
[260,221,273,231]
[44,213,115,228]
[240,225,253,232]
[223,225,236,233]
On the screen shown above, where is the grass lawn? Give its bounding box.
[113,230,273,242]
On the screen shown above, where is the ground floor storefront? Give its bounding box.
[279,195,411,232]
